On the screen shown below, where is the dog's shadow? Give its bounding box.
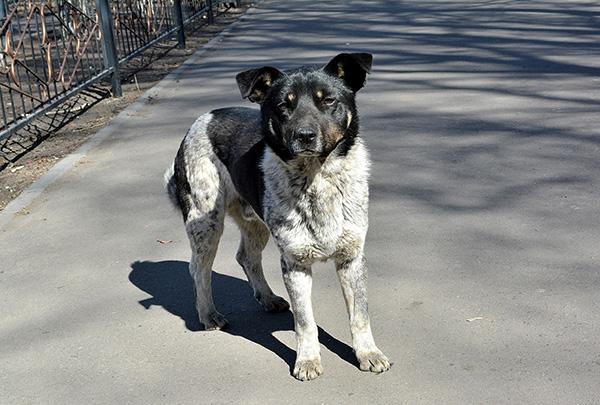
[129,260,357,372]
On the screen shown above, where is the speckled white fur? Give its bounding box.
[261,138,370,265]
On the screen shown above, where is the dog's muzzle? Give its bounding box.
[290,127,322,156]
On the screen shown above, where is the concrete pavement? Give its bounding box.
[1,0,600,403]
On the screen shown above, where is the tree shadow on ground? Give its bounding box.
[129,260,357,373]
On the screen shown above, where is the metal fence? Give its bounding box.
[0,0,230,143]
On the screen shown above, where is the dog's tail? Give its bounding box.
[164,162,180,210]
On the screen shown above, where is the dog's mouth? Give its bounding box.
[288,143,322,157]
[294,149,321,157]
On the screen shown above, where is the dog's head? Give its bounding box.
[236,53,372,160]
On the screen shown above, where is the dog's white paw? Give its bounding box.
[293,358,323,381]
[200,311,228,331]
[256,293,290,313]
[356,350,391,373]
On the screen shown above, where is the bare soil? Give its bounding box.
[0,5,247,211]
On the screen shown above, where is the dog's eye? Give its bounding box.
[323,97,336,106]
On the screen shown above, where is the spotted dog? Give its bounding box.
[164,53,390,380]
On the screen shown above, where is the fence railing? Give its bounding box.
[0,0,233,143]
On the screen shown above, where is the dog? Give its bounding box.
[164,53,390,380]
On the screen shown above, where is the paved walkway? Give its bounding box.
[1,1,600,403]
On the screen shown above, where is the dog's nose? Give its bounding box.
[296,128,316,143]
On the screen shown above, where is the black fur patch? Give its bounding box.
[173,137,193,220]
[206,108,266,219]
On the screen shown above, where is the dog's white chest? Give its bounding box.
[285,175,345,261]
[262,143,370,264]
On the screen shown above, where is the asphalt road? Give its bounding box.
[1,1,600,403]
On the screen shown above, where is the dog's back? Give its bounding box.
[164,107,266,220]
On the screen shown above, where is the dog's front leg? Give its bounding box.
[281,257,323,381]
[336,254,391,373]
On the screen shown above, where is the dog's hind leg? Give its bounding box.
[180,150,230,330]
[186,204,227,330]
[173,113,237,330]
[229,200,289,313]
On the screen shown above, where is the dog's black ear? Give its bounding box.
[323,53,373,92]
[236,66,283,103]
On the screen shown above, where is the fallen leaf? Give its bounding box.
[157,239,173,245]
[466,317,483,322]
